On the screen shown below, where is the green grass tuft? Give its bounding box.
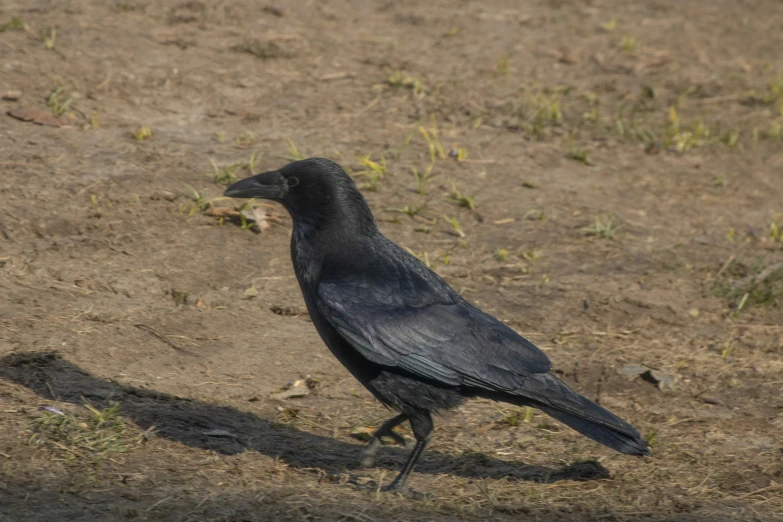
[29,402,147,471]
[582,216,620,239]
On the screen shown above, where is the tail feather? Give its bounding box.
[482,372,650,456]
[537,405,649,455]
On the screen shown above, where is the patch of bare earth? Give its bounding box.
[1,1,782,520]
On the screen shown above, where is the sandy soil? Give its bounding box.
[1,1,782,520]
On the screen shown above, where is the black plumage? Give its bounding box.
[224,158,649,494]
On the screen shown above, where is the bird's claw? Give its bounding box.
[344,474,367,487]
[381,483,432,500]
[347,478,378,492]
[348,478,432,500]
[385,432,407,445]
[360,432,409,468]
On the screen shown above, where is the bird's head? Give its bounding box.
[224,158,377,237]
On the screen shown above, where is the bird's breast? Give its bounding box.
[291,235,324,287]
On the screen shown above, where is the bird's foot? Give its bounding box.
[360,432,409,469]
[348,478,432,500]
[344,474,370,489]
[381,483,432,500]
[346,477,381,493]
[382,431,407,446]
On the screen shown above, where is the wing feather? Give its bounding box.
[317,273,551,394]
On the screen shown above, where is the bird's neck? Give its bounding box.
[290,215,378,287]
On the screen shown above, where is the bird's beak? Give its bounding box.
[224,171,285,200]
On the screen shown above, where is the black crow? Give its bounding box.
[224,158,648,494]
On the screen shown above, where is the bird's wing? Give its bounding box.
[316,271,552,392]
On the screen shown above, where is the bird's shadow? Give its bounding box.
[0,352,609,484]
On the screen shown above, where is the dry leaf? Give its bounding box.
[620,364,677,391]
[7,108,66,127]
[251,207,269,232]
[206,207,241,218]
[350,426,376,442]
[620,364,648,380]
[649,370,677,392]
[208,206,271,232]
[270,379,310,400]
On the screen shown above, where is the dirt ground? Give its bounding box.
[1,0,782,520]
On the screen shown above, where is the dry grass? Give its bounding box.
[1,0,782,520]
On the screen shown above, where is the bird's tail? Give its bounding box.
[483,373,649,456]
[535,404,649,456]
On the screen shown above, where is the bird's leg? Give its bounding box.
[381,412,432,497]
[361,413,408,468]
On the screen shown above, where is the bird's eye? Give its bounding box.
[287,176,299,188]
